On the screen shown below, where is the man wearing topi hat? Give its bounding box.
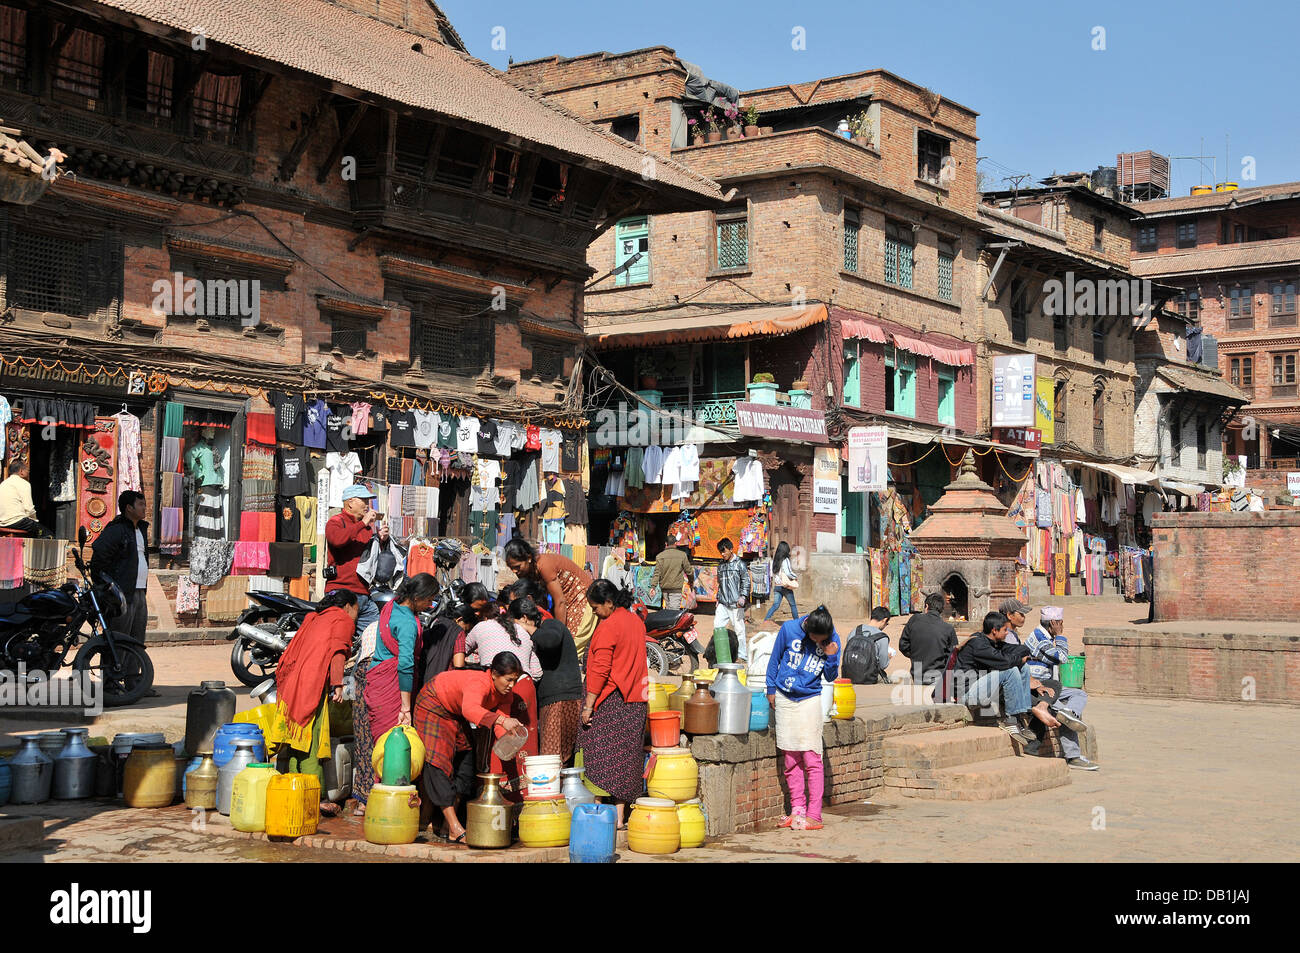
[1024,606,1097,770]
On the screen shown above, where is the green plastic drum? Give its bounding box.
[1059,654,1086,689]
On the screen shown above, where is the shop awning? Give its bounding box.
[868,419,1039,458]
[890,332,975,367]
[589,303,827,347]
[840,318,887,343]
[1159,478,1210,496]
[1156,365,1250,404]
[1060,459,1160,486]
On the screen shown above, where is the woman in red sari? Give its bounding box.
[412,652,524,843]
[352,574,437,813]
[271,589,357,817]
[579,579,650,829]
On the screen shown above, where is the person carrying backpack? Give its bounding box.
[841,607,895,684]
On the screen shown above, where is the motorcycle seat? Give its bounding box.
[644,609,683,632]
[0,609,33,627]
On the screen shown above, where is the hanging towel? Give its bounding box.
[163,401,185,438]
[189,539,235,585]
[268,542,304,578]
[160,436,182,473]
[204,575,251,623]
[288,575,311,601]
[176,576,201,615]
[245,412,276,447]
[160,507,184,555]
[232,541,271,574]
[0,538,23,589]
[22,538,67,588]
[115,412,142,493]
[160,471,183,508]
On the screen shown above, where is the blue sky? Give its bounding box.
[441,0,1300,195]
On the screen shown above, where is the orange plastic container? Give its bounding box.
[648,711,680,748]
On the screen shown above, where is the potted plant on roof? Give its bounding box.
[748,371,779,405]
[637,352,661,390]
[743,104,761,138]
[723,102,743,139]
[849,110,874,148]
[688,117,704,145]
[702,106,723,143]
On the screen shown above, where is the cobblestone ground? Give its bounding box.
[625,694,1300,863]
[3,601,1295,863]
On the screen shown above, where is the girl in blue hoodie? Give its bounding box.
[765,606,840,831]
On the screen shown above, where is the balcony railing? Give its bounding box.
[660,392,747,426]
[1263,456,1300,470]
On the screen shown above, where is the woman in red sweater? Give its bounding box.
[579,579,650,829]
[412,653,524,843]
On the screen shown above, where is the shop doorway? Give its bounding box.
[769,463,808,554]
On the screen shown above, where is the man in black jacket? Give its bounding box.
[899,592,957,685]
[953,610,1059,747]
[89,490,150,640]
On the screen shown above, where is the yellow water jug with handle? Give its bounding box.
[229,763,277,833]
[364,784,420,845]
[264,773,320,838]
[371,725,425,779]
[676,798,707,848]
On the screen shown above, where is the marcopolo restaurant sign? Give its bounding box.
[734,402,829,444]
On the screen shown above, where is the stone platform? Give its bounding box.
[1083,621,1300,705]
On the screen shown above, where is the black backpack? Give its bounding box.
[841,625,891,684]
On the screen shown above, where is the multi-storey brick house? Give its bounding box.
[1131,181,1300,498]
[510,48,1012,574]
[0,1,721,622]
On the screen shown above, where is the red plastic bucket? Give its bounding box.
[648,711,680,748]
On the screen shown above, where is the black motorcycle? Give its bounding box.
[0,526,155,706]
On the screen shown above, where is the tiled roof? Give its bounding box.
[589,303,827,346]
[0,126,46,176]
[1131,238,1300,277]
[89,1,723,204]
[1156,364,1250,404]
[1132,181,1300,216]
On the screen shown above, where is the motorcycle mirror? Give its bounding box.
[78,525,88,549]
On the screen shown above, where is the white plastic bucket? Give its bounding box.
[524,755,563,798]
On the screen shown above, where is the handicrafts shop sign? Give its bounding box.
[847,426,888,493]
[813,446,841,514]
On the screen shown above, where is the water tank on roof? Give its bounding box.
[1091,166,1118,193]
[1215,182,1239,193]
[1192,185,1213,196]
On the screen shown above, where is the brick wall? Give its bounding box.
[1151,510,1300,620]
[1082,625,1300,705]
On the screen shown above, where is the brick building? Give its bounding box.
[0,1,721,624]
[510,48,1017,577]
[1130,181,1300,489]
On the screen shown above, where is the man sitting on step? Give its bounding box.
[952,611,1060,748]
[1022,606,1098,771]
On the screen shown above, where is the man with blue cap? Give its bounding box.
[325,483,388,635]
[1025,605,1098,770]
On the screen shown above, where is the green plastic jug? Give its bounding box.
[381,726,412,786]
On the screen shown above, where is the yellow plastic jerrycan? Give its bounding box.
[832,678,857,720]
[264,772,320,838]
[645,746,698,803]
[628,797,680,855]
[676,798,707,848]
[229,763,278,833]
[371,725,426,779]
[364,784,421,845]
[517,796,571,848]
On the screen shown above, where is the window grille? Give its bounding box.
[9,230,85,315]
[843,207,860,273]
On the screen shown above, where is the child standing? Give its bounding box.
[765,606,840,831]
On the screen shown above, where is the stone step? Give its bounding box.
[886,754,1071,800]
[883,725,1017,772]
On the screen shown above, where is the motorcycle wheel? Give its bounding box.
[646,641,670,677]
[230,636,278,688]
[73,638,154,707]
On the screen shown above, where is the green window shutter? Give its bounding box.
[896,349,916,417]
[843,341,860,406]
[938,366,955,427]
[615,216,649,286]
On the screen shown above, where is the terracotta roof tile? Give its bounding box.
[0,126,47,176]
[1156,364,1250,404]
[89,1,723,204]
[1133,181,1300,215]
[1131,238,1300,277]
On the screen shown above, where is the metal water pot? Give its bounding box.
[53,728,98,799]
[186,680,237,757]
[561,767,596,812]
[466,773,513,849]
[710,663,752,735]
[217,739,260,816]
[10,737,53,804]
